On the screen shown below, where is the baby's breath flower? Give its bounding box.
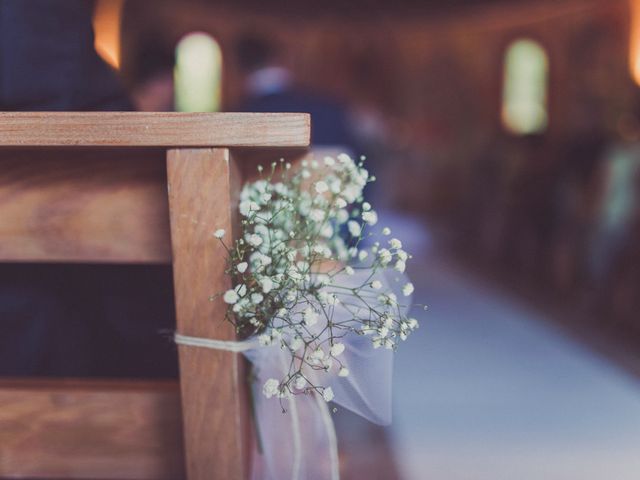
[336,209,349,224]
[263,378,280,399]
[330,343,345,356]
[303,307,319,327]
[294,375,307,389]
[246,233,263,247]
[402,283,414,296]
[260,277,273,293]
[220,152,417,403]
[214,229,225,239]
[237,262,248,273]
[389,238,402,249]
[378,248,392,266]
[342,185,360,203]
[382,227,391,235]
[314,181,329,194]
[262,255,272,266]
[320,224,334,238]
[239,200,260,217]
[290,337,303,351]
[322,387,335,402]
[311,348,325,361]
[309,209,325,222]
[223,289,239,304]
[251,293,264,304]
[362,210,378,225]
[347,220,362,237]
[286,291,297,302]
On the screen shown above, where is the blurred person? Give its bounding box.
[0,0,177,378]
[0,0,130,111]
[234,32,356,151]
[551,99,609,293]
[234,33,368,242]
[463,133,511,262]
[129,38,176,112]
[586,135,640,310]
[599,175,640,328]
[573,96,640,321]
[501,134,555,280]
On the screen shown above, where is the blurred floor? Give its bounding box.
[384,213,640,480]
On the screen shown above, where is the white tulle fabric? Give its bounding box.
[175,269,410,480]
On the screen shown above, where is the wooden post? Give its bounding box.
[166,148,250,480]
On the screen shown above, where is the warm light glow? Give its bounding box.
[502,38,549,135]
[630,0,640,85]
[93,0,124,69]
[175,32,223,112]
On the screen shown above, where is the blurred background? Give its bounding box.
[19,0,640,478]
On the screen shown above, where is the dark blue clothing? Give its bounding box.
[238,89,355,149]
[0,0,131,111]
[0,0,177,378]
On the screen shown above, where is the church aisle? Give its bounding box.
[389,217,640,480]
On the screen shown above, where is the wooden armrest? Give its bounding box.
[0,112,310,148]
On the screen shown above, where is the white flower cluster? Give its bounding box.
[215,154,419,402]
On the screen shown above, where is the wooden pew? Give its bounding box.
[0,112,310,480]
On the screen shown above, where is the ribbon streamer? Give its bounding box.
[175,332,341,480]
[175,270,410,479]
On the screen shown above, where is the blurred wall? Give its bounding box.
[120,0,632,214]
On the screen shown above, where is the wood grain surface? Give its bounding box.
[0,379,184,479]
[0,148,172,263]
[167,148,252,480]
[0,112,310,148]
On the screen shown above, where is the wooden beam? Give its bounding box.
[0,112,310,148]
[167,148,252,480]
[0,379,184,479]
[0,148,172,263]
